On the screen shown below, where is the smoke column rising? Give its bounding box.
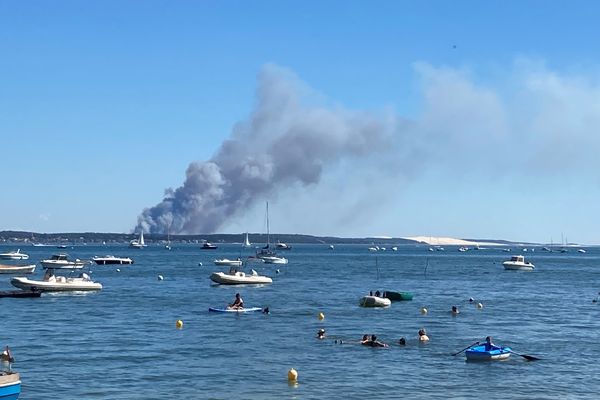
[136,64,398,234]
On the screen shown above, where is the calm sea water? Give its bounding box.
[1,243,599,399]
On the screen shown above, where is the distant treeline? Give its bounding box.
[0,230,417,245]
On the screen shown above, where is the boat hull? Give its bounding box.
[503,262,534,271]
[383,291,413,301]
[41,263,86,269]
[0,373,20,400]
[465,345,512,361]
[92,257,133,265]
[11,277,102,292]
[210,272,272,285]
[261,256,288,264]
[359,296,391,308]
[208,307,263,313]
[0,253,28,261]
[213,259,243,267]
[0,265,36,274]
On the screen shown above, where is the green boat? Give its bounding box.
[382,291,413,301]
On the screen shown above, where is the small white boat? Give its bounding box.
[329,244,335,250]
[391,246,398,251]
[11,270,102,292]
[210,268,272,285]
[0,263,36,274]
[276,241,292,250]
[201,241,218,250]
[41,254,88,269]
[261,256,288,264]
[578,249,586,253]
[92,255,134,265]
[368,246,379,252]
[0,249,29,260]
[359,295,391,308]
[129,231,147,249]
[458,247,468,252]
[503,255,535,271]
[213,258,243,267]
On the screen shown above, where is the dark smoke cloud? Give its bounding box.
[136,64,399,234]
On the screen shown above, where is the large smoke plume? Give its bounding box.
[136,64,398,234]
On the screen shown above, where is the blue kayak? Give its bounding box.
[208,307,264,313]
[465,344,512,361]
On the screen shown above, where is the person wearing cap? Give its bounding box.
[229,293,244,310]
[317,329,326,339]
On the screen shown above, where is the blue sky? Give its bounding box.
[1,1,600,243]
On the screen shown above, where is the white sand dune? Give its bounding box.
[402,236,504,246]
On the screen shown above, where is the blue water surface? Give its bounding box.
[1,243,599,399]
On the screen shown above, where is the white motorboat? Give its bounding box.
[214,258,243,267]
[578,249,586,253]
[276,241,292,250]
[0,249,29,260]
[503,255,535,271]
[92,255,134,265]
[368,246,379,252]
[210,267,272,285]
[0,263,36,274]
[261,256,288,264]
[129,231,147,248]
[201,241,218,250]
[11,270,102,292]
[40,254,89,269]
[359,295,391,308]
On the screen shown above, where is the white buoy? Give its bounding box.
[116,268,121,272]
[275,269,280,274]
[158,275,164,281]
[198,262,203,266]
[420,307,428,315]
[287,368,298,382]
[476,302,484,309]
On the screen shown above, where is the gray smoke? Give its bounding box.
[136,64,398,234]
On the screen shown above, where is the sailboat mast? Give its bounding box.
[266,202,270,246]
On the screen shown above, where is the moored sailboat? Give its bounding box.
[129,231,147,249]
